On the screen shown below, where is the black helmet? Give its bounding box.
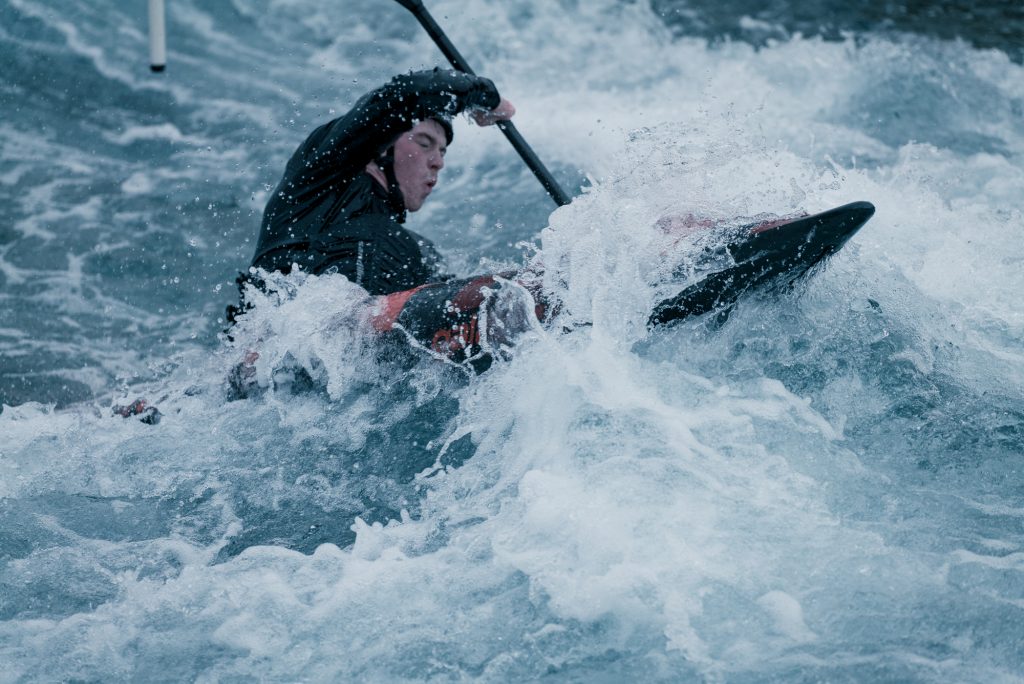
[430,115,454,145]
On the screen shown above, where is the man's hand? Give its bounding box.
[470,98,516,126]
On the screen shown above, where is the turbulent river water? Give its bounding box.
[1,0,1023,681]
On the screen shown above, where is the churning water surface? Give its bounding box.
[1,0,1023,681]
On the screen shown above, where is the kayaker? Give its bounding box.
[231,68,514,321]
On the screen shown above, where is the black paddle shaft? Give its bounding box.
[394,0,572,207]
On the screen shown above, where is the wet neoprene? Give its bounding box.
[249,68,500,294]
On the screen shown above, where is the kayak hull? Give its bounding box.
[649,201,875,326]
[372,201,876,371]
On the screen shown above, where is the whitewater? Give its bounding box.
[1,0,1022,681]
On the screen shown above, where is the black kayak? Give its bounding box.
[124,201,877,414]
[648,201,876,327]
[370,201,876,372]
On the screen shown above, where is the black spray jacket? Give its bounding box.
[250,69,500,295]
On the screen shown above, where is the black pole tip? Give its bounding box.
[150,64,165,73]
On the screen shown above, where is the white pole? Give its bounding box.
[148,0,166,72]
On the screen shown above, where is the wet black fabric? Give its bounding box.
[249,68,500,295]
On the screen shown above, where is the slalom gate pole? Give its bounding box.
[148,0,166,72]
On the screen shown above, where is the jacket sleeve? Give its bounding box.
[299,69,501,182]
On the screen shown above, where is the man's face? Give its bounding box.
[393,119,447,212]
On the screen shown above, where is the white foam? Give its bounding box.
[757,590,818,643]
[103,123,207,146]
[4,0,1024,680]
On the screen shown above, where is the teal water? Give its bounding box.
[1,0,1023,681]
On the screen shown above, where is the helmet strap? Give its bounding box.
[377,146,407,223]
